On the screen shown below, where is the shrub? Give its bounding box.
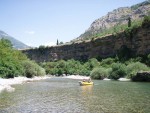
[109,63,127,80]
[146,54,150,66]
[79,67,90,76]
[100,58,115,68]
[126,62,150,79]
[22,60,46,78]
[142,16,150,28]
[90,67,110,79]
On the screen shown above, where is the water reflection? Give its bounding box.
[81,85,93,95]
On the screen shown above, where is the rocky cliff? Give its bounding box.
[23,22,150,62]
[72,1,150,42]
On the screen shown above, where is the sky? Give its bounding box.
[0,0,145,47]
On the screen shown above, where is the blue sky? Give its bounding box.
[0,0,145,47]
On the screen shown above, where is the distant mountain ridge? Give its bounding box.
[72,0,150,42]
[0,30,29,49]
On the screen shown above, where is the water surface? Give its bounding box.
[0,77,150,113]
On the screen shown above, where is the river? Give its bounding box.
[0,77,150,113]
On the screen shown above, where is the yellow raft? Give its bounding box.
[79,81,94,86]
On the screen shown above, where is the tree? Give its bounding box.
[57,39,59,45]
[128,17,131,27]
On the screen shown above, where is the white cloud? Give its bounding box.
[25,31,35,35]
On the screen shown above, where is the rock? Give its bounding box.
[74,1,150,42]
[23,25,150,62]
[118,78,131,82]
[132,71,150,82]
[4,85,15,92]
[22,1,150,62]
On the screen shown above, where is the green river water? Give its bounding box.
[0,77,150,113]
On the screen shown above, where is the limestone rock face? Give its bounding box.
[22,1,150,62]
[23,24,150,62]
[73,1,150,42]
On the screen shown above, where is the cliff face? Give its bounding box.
[23,24,150,62]
[72,1,150,42]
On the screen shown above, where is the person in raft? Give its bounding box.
[83,78,91,82]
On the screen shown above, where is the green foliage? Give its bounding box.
[90,67,111,79]
[57,39,59,45]
[41,59,98,76]
[128,17,131,27]
[22,60,45,78]
[100,58,115,68]
[0,39,24,78]
[42,55,150,81]
[147,54,150,66]
[1,38,12,48]
[142,15,150,27]
[126,62,150,79]
[0,39,46,78]
[125,57,142,65]
[79,16,145,42]
[109,63,127,80]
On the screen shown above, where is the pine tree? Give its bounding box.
[128,17,131,27]
[57,39,59,45]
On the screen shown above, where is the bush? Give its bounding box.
[90,67,111,79]
[100,58,115,68]
[22,60,46,78]
[109,63,127,80]
[0,39,25,78]
[146,54,150,66]
[142,16,150,28]
[126,62,150,79]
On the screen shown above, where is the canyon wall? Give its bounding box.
[23,25,150,62]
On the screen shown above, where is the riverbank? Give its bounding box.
[64,75,90,80]
[0,76,51,93]
[64,75,131,81]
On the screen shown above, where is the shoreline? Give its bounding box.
[0,75,131,93]
[63,75,90,80]
[0,76,51,93]
[64,75,131,81]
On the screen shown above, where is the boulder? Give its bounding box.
[132,71,150,82]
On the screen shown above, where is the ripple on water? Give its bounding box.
[0,78,150,113]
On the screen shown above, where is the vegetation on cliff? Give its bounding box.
[73,1,150,42]
[0,39,45,78]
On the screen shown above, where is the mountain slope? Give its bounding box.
[72,1,150,42]
[0,30,29,49]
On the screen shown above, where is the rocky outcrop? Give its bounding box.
[132,71,150,82]
[72,1,150,42]
[23,24,150,62]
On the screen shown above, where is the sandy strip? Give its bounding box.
[64,75,90,80]
[0,76,51,93]
[65,75,131,82]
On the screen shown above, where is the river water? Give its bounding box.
[0,77,150,113]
